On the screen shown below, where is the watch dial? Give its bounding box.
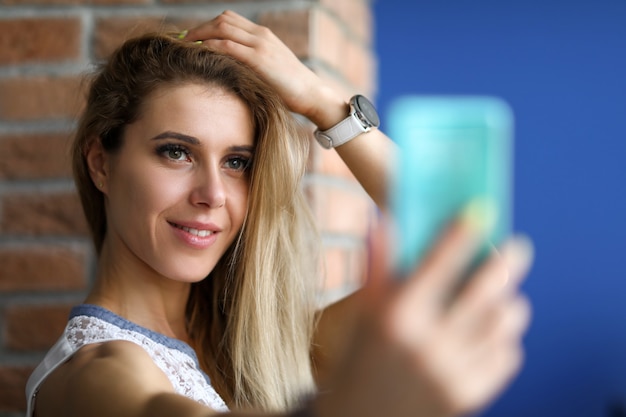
[355,95,381,127]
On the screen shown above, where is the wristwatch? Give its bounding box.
[314,94,380,149]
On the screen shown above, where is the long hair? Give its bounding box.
[72,34,319,411]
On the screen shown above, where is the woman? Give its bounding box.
[26,10,533,417]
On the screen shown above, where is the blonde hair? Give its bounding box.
[72,34,319,410]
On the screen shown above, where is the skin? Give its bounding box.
[37,83,257,417]
[84,84,253,339]
[35,10,534,417]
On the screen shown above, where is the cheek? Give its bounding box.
[109,165,183,228]
[228,179,250,230]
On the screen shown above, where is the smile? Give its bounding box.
[171,223,214,237]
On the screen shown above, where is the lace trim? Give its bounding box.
[66,306,228,411]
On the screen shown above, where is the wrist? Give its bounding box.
[307,86,349,131]
[313,94,380,149]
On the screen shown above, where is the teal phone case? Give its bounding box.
[388,96,513,275]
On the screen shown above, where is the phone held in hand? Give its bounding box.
[388,96,513,277]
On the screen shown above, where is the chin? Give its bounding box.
[166,270,212,284]
[159,261,217,284]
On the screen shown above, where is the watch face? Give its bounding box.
[354,95,380,128]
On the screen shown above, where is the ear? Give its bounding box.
[85,139,110,195]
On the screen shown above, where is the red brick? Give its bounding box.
[313,144,355,179]
[0,18,81,65]
[158,0,251,4]
[308,181,375,236]
[0,191,88,236]
[0,0,146,3]
[312,9,344,69]
[0,246,87,293]
[258,9,311,59]
[0,0,82,3]
[0,76,85,121]
[0,133,72,180]
[321,247,350,290]
[91,0,150,4]
[94,17,168,59]
[4,304,72,351]
[319,244,367,301]
[343,40,377,97]
[321,0,373,45]
[94,16,210,59]
[346,243,367,287]
[0,365,33,412]
[312,9,375,94]
[323,246,367,291]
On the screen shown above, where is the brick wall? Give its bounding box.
[0,0,377,415]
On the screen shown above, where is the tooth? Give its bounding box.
[175,223,212,237]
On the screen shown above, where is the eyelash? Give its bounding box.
[156,143,252,172]
[157,144,191,162]
[226,156,252,172]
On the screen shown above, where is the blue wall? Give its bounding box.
[373,1,626,416]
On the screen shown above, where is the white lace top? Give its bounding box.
[25,304,228,416]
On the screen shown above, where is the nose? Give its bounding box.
[191,165,226,208]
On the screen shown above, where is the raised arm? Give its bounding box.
[184,12,534,417]
[185,10,396,209]
[35,215,532,417]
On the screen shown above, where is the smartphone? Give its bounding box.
[388,95,513,276]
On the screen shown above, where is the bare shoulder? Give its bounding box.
[36,340,174,417]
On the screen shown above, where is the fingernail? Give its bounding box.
[177,30,188,39]
[500,234,535,287]
[509,235,535,267]
[460,197,498,234]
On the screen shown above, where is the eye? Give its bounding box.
[157,144,191,162]
[225,156,251,172]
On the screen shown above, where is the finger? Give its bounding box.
[201,38,256,63]
[457,341,525,413]
[496,235,534,290]
[404,199,496,306]
[445,237,533,336]
[188,17,257,47]
[470,296,531,350]
[186,10,260,44]
[469,304,528,388]
[441,299,529,412]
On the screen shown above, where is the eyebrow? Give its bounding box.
[151,131,200,145]
[151,131,255,154]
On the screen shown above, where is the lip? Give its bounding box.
[168,220,221,249]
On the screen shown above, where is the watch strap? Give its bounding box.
[314,113,365,149]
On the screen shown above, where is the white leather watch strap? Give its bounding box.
[314,114,365,149]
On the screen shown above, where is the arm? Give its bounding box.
[35,224,532,417]
[185,12,392,383]
[36,220,532,417]
[36,341,218,417]
[186,12,533,417]
[185,10,397,209]
[36,340,284,417]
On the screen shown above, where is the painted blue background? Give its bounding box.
[373,1,626,416]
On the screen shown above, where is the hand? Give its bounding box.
[186,10,397,209]
[314,214,533,417]
[186,10,346,129]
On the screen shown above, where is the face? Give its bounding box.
[99,83,254,283]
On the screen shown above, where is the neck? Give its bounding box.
[85,238,193,343]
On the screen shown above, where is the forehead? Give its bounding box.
[133,82,255,145]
